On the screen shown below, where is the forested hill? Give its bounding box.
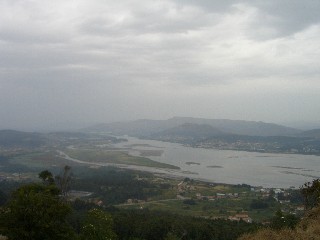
[84,117,301,137]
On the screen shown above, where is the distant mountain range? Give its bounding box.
[1,118,320,154]
[84,117,302,137]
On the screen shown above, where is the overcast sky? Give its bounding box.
[1,0,320,130]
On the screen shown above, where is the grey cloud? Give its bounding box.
[178,0,320,38]
[0,0,320,130]
[79,4,217,37]
[174,0,237,12]
[252,0,320,36]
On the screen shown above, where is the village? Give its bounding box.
[119,176,306,223]
[189,138,320,155]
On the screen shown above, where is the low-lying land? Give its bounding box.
[0,149,313,240]
[63,148,179,169]
[0,129,315,240]
[0,151,304,223]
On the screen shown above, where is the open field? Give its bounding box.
[116,180,285,222]
[9,151,80,169]
[117,194,280,222]
[64,148,180,169]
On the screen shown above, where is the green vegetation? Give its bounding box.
[2,129,319,239]
[0,170,118,240]
[80,208,116,240]
[8,151,77,171]
[0,168,260,240]
[118,195,280,222]
[0,183,76,240]
[1,166,319,240]
[301,179,320,209]
[239,177,320,240]
[65,149,179,169]
[269,210,299,230]
[239,207,320,240]
[70,166,179,205]
[116,181,284,222]
[0,190,7,206]
[111,209,259,240]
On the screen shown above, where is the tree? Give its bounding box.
[183,199,196,205]
[301,179,320,209]
[249,199,268,209]
[270,210,299,230]
[0,183,76,240]
[164,232,181,240]
[0,190,7,206]
[39,170,55,185]
[80,208,117,240]
[55,165,72,199]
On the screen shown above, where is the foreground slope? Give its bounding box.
[239,207,320,240]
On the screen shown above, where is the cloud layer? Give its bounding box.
[1,0,320,130]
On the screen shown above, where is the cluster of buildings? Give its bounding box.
[228,213,252,223]
[190,140,273,152]
[195,192,239,200]
[191,139,320,154]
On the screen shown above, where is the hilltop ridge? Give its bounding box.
[83,117,301,137]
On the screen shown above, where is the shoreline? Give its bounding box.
[57,150,301,190]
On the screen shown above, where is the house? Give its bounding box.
[196,193,202,199]
[228,213,252,223]
[177,195,189,200]
[296,205,305,211]
[274,188,283,194]
[216,193,226,199]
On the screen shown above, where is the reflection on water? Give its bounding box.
[113,137,320,188]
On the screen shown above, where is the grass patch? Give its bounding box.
[9,151,79,169]
[64,149,180,170]
[118,197,280,221]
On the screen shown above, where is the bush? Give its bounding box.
[183,199,196,205]
[250,199,268,209]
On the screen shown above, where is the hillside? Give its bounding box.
[168,117,301,136]
[150,123,227,140]
[298,129,320,138]
[83,119,178,137]
[239,207,320,240]
[83,117,301,137]
[0,130,46,148]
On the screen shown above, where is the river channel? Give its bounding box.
[113,136,320,188]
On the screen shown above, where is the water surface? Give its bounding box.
[114,137,320,188]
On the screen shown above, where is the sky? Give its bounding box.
[1,0,320,131]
